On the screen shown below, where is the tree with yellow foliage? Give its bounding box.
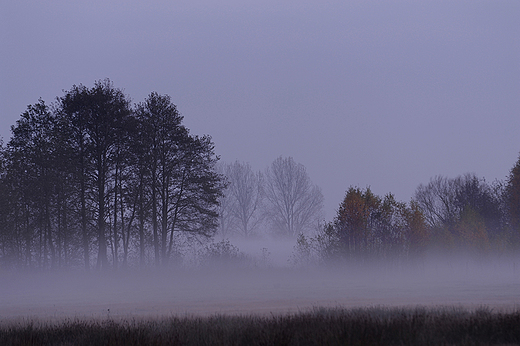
[333,187,429,260]
[335,187,380,258]
[405,201,429,258]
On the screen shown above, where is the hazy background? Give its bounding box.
[2,255,520,319]
[1,0,519,219]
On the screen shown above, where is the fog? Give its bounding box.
[1,0,520,324]
[2,1,519,219]
[2,247,520,323]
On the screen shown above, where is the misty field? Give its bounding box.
[2,256,520,344]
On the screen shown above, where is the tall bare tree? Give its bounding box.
[264,157,323,237]
[215,163,235,239]
[224,161,263,238]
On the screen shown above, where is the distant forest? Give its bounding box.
[1,79,519,270]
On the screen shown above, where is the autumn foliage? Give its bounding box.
[296,187,429,264]
[295,153,520,264]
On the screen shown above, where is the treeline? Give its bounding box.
[294,160,520,265]
[0,80,225,270]
[2,79,520,270]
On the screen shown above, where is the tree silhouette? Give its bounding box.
[0,81,225,269]
[264,157,323,237]
[59,80,133,269]
[507,154,520,246]
[220,161,264,238]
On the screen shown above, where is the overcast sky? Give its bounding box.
[1,0,519,219]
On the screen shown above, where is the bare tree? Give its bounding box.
[414,175,458,229]
[415,174,503,231]
[264,156,324,237]
[225,161,264,238]
[414,173,506,249]
[215,163,235,239]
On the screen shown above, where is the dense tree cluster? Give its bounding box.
[413,165,520,253]
[0,80,225,270]
[293,188,428,265]
[293,158,520,265]
[216,157,324,239]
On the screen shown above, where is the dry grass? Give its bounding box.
[2,306,520,345]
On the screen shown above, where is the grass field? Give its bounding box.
[1,306,520,345]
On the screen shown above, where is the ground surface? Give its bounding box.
[1,259,520,323]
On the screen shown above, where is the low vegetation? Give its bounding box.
[2,306,520,345]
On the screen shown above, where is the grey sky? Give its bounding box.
[1,0,519,219]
